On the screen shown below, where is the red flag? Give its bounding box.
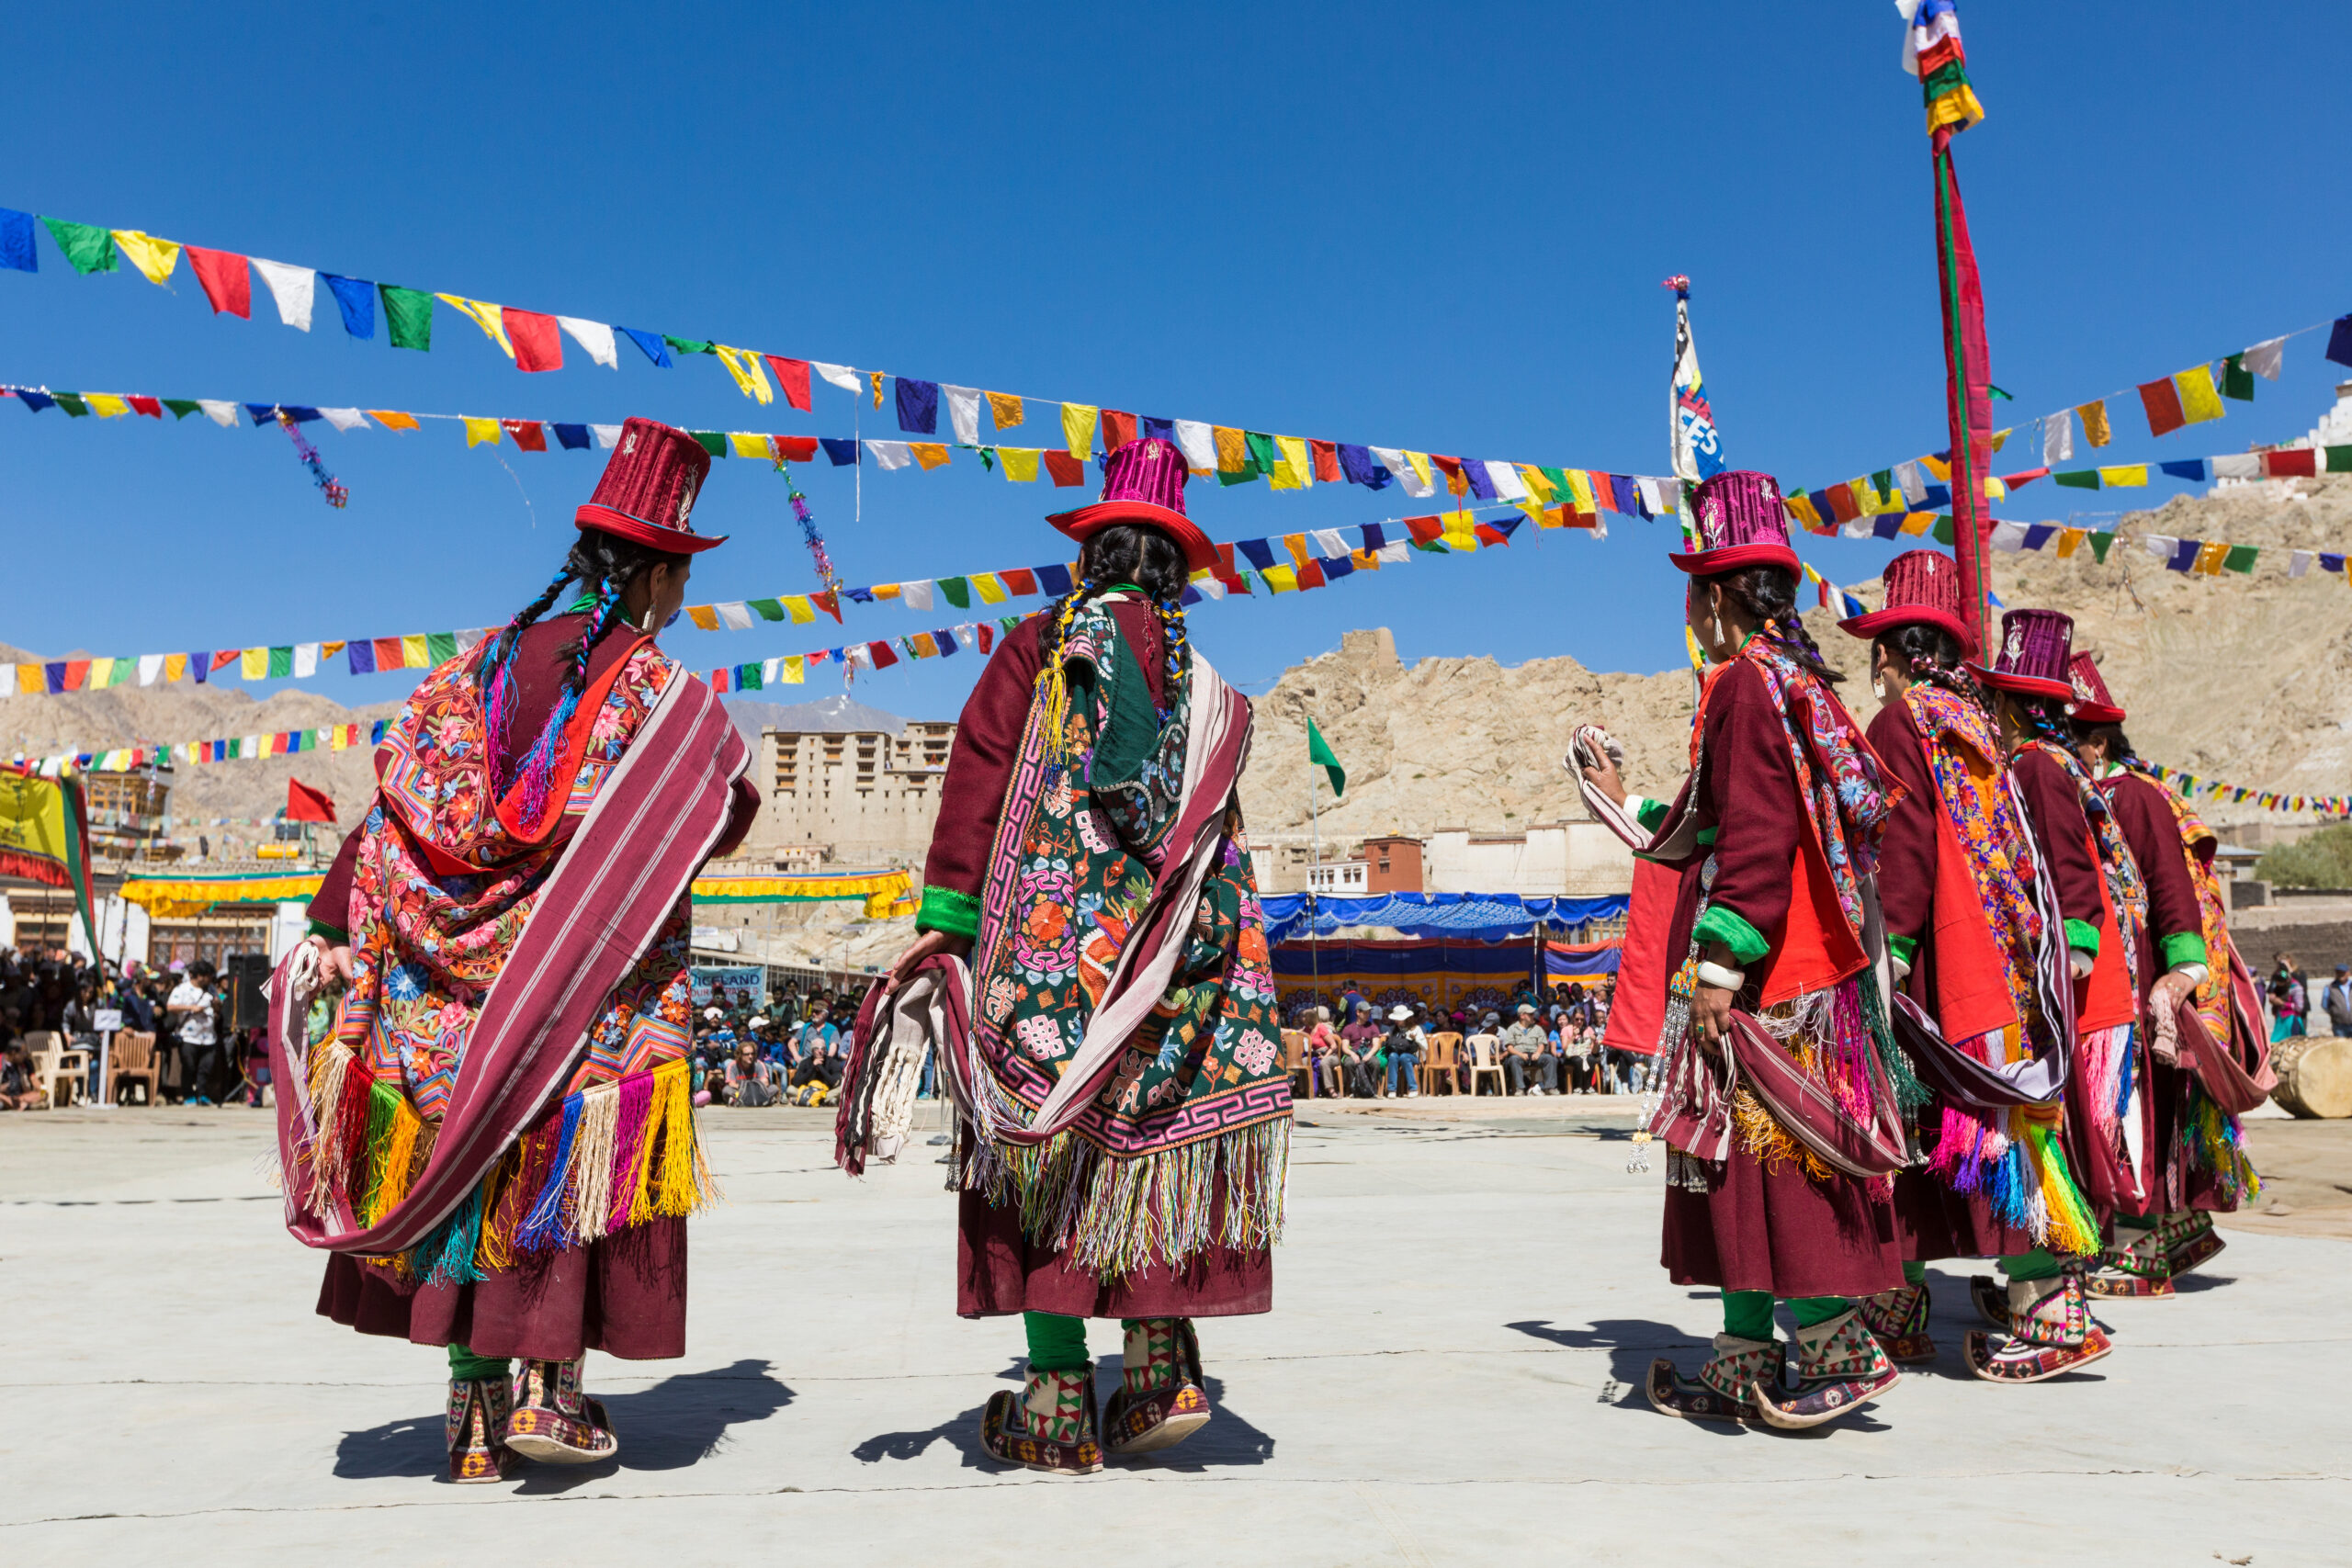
[502,420,548,452]
[766,356,812,412]
[1429,455,1467,495]
[285,778,336,823]
[773,434,818,462]
[1041,450,1087,486]
[186,247,251,318]
[504,309,564,373]
[866,640,899,670]
[1403,515,1444,547]
[1101,410,1137,451]
[209,650,241,671]
[2137,376,2187,438]
[977,623,995,653]
[812,591,842,624]
[712,667,730,693]
[127,395,162,418]
[1310,439,1340,482]
[1001,568,1038,596]
[1932,145,1995,649]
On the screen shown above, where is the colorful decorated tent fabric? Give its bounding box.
[1257,891,1629,945]
[688,869,913,918]
[119,868,326,919]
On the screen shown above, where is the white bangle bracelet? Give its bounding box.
[1696,961,1746,992]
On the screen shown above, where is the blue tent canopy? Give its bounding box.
[1259,891,1630,945]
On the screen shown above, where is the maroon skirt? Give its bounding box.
[1661,1144,1905,1300]
[316,1217,689,1361]
[957,1189,1271,1319]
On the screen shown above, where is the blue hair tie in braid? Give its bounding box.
[509,584,618,828]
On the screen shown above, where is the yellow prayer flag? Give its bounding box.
[163,653,187,683]
[1061,403,1099,458]
[973,572,1008,604]
[1261,565,1298,593]
[1900,512,1937,536]
[401,635,429,668]
[1985,477,2007,501]
[369,410,421,432]
[1404,452,1436,493]
[2098,464,2148,487]
[2174,365,2225,425]
[435,295,515,358]
[1520,466,1556,503]
[784,596,816,625]
[1351,548,1382,570]
[685,605,720,631]
[910,443,951,469]
[909,633,939,660]
[1272,435,1312,491]
[729,432,773,459]
[869,370,884,409]
[240,648,267,679]
[1441,513,1479,552]
[712,344,775,404]
[780,656,806,684]
[88,659,114,686]
[2193,541,2229,576]
[463,417,502,447]
[986,391,1023,430]
[1283,535,1313,570]
[85,395,130,418]
[322,641,345,659]
[1213,426,1250,473]
[2056,529,2085,559]
[16,665,39,693]
[873,583,901,600]
[1920,453,1952,481]
[999,447,1041,482]
[1990,427,2011,453]
[110,230,181,285]
[1565,469,1598,513]
[1516,500,1551,527]
[2078,400,2112,448]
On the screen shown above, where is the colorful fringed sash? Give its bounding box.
[950,596,1289,1280]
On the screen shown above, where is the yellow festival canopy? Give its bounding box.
[119,868,326,919]
[688,868,913,919]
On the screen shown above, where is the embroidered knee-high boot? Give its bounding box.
[1645,1334,1780,1425]
[1856,1278,1937,1364]
[1964,1270,2114,1382]
[504,1357,620,1465]
[2085,1216,2174,1298]
[444,1372,519,1483]
[981,1367,1102,1474]
[1753,1309,1901,1430]
[2162,1209,2226,1278]
[1103,1317,1211,1456]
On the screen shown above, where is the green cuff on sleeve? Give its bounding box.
[306,918,347,945]
[916,886,979,941]
[2064,919,2100,956]
[2160,931,2210,972]
[1888,933,1918,966]
[1634,798,1668,832]
[1692,906,1770,965]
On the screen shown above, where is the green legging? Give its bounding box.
[1023,1311,1159,1372]
[2000,1247,2064,1283]
[1720,1292,1849,1342]
[448,1343,512,1382]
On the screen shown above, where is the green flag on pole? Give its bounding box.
[1307,717,1345,798]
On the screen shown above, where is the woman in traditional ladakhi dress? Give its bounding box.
[887,437,1291,1475]
[2067,653,2260,1295]
[277,419,758,1483]
[1583,469,1909,1432]
[1841,566,2111,1382]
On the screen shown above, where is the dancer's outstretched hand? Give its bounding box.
[890,927,973,986]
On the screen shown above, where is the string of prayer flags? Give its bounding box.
[20,720,393,775]
[2139,760,2352,820]
[1900,0,1985,138]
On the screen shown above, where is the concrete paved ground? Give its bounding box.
[2,1099,2344,1566]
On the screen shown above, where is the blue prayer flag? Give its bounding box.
[2167,539,2199,571]
[346,640,376,675]
[245,403,278,425]
[278,406,322,423]
[191,653,210,684]
[820,437,860,466]
[15,389,54,412]
[2160,458,2209,482]
[1322,553,1355,581]
[935,628,959,657]
[1037,563,1075,596]
[1336,444,1392,490]
[552,423,592,451]
[1921,484,1952,509]
[1361,523,1387,550]
[2329,314,2352,369]
[1142,416,1174,443]
[895,378,939,435]
[320,274,375,339]
[1463,462,1498,502]
[0,208,35,273]
[1871,515,1903,539]
[1236,538,1278,572]
[845,587,876,604]
[620,327,673,368]
[1179,584,1203,606]
[2023,525,2056,551]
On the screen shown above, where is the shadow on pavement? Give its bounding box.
[334,1358,794,1488]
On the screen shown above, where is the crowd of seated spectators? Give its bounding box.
[1292,981,1645,1099]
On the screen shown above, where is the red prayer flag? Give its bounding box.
[1403,515,1444,546]
[502,420,548,452]
[1041,450,1087,487]
[812,591,842,624]
[1001,568,1038,596]
[1215,543,1238,576]
[186,246,251,318]
[285,778,336,823]
[62,660,89,691]
[504,309,564,373]
[766,356,812,412]
[127,395,162,419]
[371,637,405,670]
[977,623,995,653]
[1565,510,1600,530]
[1429,455,1467,495]
[209,649,241,671]
[1218,572,1250,595]
[772,434,818,462]
[2264,449,2317,478]
[711,667,729,693]
[1999,467,2050,489]
[1310,439,1340,482]
[2137,376,2186,438]
[1101,410,1137,451]
[1474,524,1511,548]
[1825,482,1859,524]
[866,640,899,670]
[1296,559,1327,590]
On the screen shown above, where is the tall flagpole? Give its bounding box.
[1665,275,1723,705]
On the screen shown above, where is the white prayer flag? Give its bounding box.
[2243,336,2286,381]
[292,644,320,677]
[1484,460,1530,502]
[455,627,488,652]
[1172,420,1216,474]
[2211,454,2260,480]
[558,317,619,369]
[866,441,912,469]
[1374,540,1414,562]
[2290,550,2314,579]
[813,362,863,395]
[1370,446,1433,498]
[1894,460,1927,504]
[943,385,982,446]
[716,602,754,631]
[1191,574,1227,601]
[138,654,164,686]
[1989,522,2029,552]
[250,258,316,331]
[2041,410,2073,467]
[902,581,935,612]
[1310,529,1351,559]
[318,408,370,432]
[198,399,240,427]
[1635,477,1670,516]
[2143,535,2177,560]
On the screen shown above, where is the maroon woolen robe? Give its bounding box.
[311,610,759,1362]
[925,600,1272,1319]
[1656,660,1905,1301]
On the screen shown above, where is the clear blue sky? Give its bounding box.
[2,3,2346,736]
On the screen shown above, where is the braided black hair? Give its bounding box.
[1877,622,1990,716]
[1039,524,1193,701]
[1994,688,2077,750]
[2075,720,2136,768]
[1699,564,1845,683]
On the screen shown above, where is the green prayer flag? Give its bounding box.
[1871,468,1894,495]
[1539,466,1571,499]
[40,218,117,275]
[267,646,293,678]
[2088,532,2115,563]
[663,336,714,356]
[1307,716,1345,798]
[1987,384,2013,401]
[2221,353,2256,401]
[2052,469,2100,490]
[1216,464,1259,486]
[1242,432,1280,478]
[738,663,763,691]
[2325,446,2352,474]
[1932,516,1955,545]
[2223,545,2259,574]
[426,631,458,664]
[380,285,435,351]
[978,446,997,472]
[750,598,786,622]
[162,398,201,420]
[690,431,726,457]
[107,660,133,687]
[53,393,89,418]
[939,576,972,610]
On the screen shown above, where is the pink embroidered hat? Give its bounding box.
[1838,548,1978,656]
[1668,469,1802,576]
[575,416,727,555]
[1972,608,2077,700]
[2068,651,2127,725]
[1047,436,1219,575]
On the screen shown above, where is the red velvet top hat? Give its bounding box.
[1668,470,1801,576]
[1047,437,1219,575]
[574,417,727,555]
[2068,652,2127,725]
[1972,608,2077,700]
[1838,548,1979,656]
